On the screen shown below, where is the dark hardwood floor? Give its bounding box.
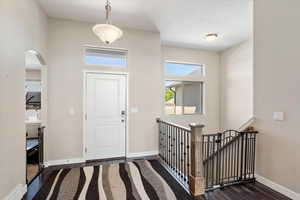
[197,182,291,200]
[23,157,291,200]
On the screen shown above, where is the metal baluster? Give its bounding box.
[247,134,250,178]
[250,135,253,178]
[164,123,166,162]
[171,126,173,169]
[169,124,171,167]
[164,123,166,163]
[176,128,179,177]
[240,132,245,180]
[183,130,187,182]
[252,133,256,179]
[167,123,170,166]
[244,133,248,180]
[250,134,253,178]
[159,122,161,159]
[175,128,179,176]
[216,133,221,186]
[231,132,234,181]
[173,126,175,171]
[203,137,206,186]
[187,131,190,185]
[224,136,227,183]
[221,134,224,186]
[161,122,164,158]
[212,136,215,185]
[180,129,183,182]
[236,133,238,180]
[174,127,177,172]
[237,132,240,181]
[206,135,210,188]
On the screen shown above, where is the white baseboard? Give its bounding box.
[44,152,159,167]
[4,184,27,200]
[44,158,85,167]
[256,174,300,200]
[126,151,159,158]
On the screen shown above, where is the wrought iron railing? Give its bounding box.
[157,119,191,189]
[202,130,258,190]
[157,118,258,195]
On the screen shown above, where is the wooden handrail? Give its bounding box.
[156,118,191,132]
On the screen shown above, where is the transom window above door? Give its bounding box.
[85,47,128,67]
[165,62,204,77]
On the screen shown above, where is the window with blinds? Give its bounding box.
[85,48,128,67]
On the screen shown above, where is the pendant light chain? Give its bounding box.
[105,0,112,24]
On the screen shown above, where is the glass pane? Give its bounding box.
[182,82,202,114]
[85,48,127,67]
[85,55,127,67]
[164,81,202,115]
[165,62,203,76]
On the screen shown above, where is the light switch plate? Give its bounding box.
[273,112,284,121]
[69,107,75,116]
[131,107,139,113]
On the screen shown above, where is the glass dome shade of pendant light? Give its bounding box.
[93,24,123,44]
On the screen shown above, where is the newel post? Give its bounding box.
[189,123,205,196]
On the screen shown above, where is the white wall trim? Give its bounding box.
[44,158,85,167]
[256,174,300,200]
[238,116,255,132]
[4,184,27,200]
[43,152,158,167]
[126,151,159,158]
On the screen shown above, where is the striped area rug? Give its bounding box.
[33,160,193,200]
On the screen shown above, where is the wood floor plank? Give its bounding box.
[198,182,291,200]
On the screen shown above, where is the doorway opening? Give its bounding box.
[25,50,47,184]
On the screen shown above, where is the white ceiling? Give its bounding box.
[38,0,253,51]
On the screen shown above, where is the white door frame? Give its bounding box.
[83,70,129,161]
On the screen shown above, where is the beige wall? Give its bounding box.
[46,18,162,161]
[0,0,48,198]
[161,46,220,133]
[220,40,253,130]
[254,0,300,194]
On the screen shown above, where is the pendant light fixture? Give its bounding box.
[93,0,123,44]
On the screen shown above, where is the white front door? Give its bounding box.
[86,73,127,160]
